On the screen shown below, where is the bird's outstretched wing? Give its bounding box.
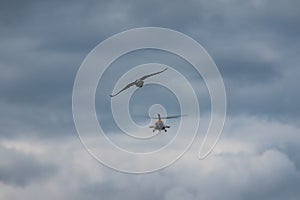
[110,82,135,97]
[140,67,168,80]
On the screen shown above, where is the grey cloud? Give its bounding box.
[0,145,57,187]
[282,144,300,170]
[1,116,300,200]
[0,0,300,199]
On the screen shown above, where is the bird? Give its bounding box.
[110,67,168,97]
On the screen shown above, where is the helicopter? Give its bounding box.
[149,113,184,132]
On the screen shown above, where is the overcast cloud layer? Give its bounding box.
[1,0,300,199]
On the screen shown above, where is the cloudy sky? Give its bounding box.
[1,0,300,199]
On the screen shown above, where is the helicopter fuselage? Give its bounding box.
[150,119,170,132]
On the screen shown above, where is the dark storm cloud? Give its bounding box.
[218,57,281,84]
[0,0,142,139]
[0,38,78,139]
[0,0,299,140]
[0,145,57,187]
[1,0,299,131]
[0,0,136,50]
